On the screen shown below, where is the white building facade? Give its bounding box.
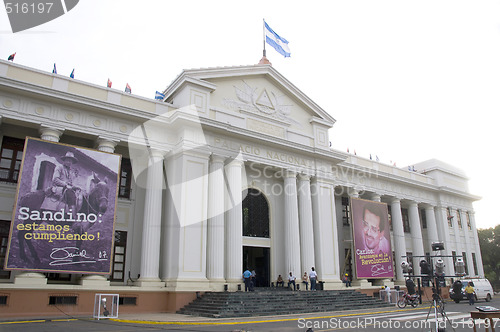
[0,59,483,315]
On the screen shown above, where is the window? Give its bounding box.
[452,251,457,273]
[119,158,132,198]
[119,296,137,305]
[472,253,478,276]
[402,208,410,233]
[342,197,350,226]
[242,188,269,238]
[49,295,77,305]
[111,231,127,282]
[466,212,472,230]
[420,208,427,229]
[462,252,468,275]
[0,220,11,279]
[457,210,462,229]
[0,136,24,183]
[447,207,453,228]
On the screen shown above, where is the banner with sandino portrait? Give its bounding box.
[351,198,394,279]
[4,137,121,274]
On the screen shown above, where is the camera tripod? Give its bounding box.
[424,288,455,332]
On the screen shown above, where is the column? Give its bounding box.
[469,212,485,277]
[136,149,165,286]
[225,159,243,287]
[79,137,118,286]
[452,209,464,269]
[390,198,407,282]
[311,178,341,289]
[284,170,301,276]
[424,205,440,252]
[298,174,315,276]
[435,206,454,276]
[408,202,425,274]
[206,155,225,286]
[461,210,474,276]
[14,126,63,285]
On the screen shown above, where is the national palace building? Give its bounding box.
[0,58,484,316]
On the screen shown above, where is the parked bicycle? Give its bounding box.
[397,292,420,308]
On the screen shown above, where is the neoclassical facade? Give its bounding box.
[0,59,483,315]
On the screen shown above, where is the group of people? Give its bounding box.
[276,267,318,291]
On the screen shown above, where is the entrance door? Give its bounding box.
[243,246,270,287]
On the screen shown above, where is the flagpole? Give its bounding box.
[262,18,266,57]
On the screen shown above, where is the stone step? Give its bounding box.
[178,289,392,318]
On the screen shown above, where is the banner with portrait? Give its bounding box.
[4,137,121,274]
[351,198,394,279]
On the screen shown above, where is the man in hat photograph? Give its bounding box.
[41,151,82,213]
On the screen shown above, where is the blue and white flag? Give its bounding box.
[70,69,75,79]
[264,21,291,58]
[155,91,165,100]
[52,63,57,74]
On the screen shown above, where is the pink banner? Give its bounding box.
[351,198,394,279]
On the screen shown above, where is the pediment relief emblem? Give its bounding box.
[223,80,301,127]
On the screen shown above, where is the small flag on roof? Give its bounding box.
[125,83,131,93]
[7,53,16,61]
[264,20,291,58]
[70,69,75,79]
[107,78,112,88]
[155,91,165,100]
[52,63,57,74]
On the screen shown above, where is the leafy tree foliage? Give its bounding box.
[478,225,500,291]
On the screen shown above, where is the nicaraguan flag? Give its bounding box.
[52,63,57,74]
[264,21,291,58]
[155,91,165,100]
[70,69,75,78]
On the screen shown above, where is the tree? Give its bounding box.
[478,225,500,291]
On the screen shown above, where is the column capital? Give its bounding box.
[390,197,401,204]
[96,136,118,153]
[348,188,359,198]
[297,173,311,182]
[149,148,167,160]
[408,201,419,209]
[283,169,297,178]
[210,154,226,164]
[226,158,244,168]
[39,125,64,142]
[422,203,435,210]
[370,193,381,202]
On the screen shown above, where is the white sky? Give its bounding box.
[1,0,499,229]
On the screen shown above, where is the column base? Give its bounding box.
[352,279,372,288]
[79,275,110,287]
[134,278,165,288]
[372,279,394,288]
[164,278,211,292]
[14,272,47,285]
[322,280,344,290]
[207,279,228,291]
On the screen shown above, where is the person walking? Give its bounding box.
[465,281,475,305]
[309,267,318,290]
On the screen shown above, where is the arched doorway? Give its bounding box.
[242,188,270,287]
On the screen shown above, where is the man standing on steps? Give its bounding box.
[288,272,297,290]
[243,268,252,292]
[309,267,318,290]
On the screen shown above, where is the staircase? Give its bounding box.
[178,288,392,318]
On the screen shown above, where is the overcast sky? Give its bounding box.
[1,1,499,229]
